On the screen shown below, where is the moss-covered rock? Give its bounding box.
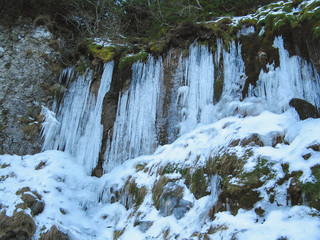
[212,156,273,215]
[127,181,147,209]
[190,168,209,199]
[118,51,148,72]
[87,42,115,63]
[300,165,320,210]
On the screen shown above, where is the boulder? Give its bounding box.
[21,193,45,216]
[289,98,319,120]
[158,182,192,219]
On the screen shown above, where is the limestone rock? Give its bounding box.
[158,182,192,219]
[0,20,60,155]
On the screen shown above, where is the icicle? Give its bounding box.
[222,41,246,99]
[178,43,215,135]
[254,36,320,113]
[41,62,113,174]
[215,38,223,66]
[52,67,75,113]
[40,107,60,150]
[104,56,163,172]
[76,62,114,171]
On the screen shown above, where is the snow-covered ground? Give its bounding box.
[1,0,320,238]
[1,104,320,239]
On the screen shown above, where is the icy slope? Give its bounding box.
[1,104,320,239]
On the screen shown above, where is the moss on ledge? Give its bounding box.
[87,42,115,63]
[118,51,148,72]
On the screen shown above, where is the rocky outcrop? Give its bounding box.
[39,226,69,240]
[0,19,60,155]
[158,182,192,219]
[16,187,45,216]
[0,211,36,240]
[289,98,319,120]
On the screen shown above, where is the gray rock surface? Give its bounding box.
[0,19,60,155]
[159,182,192,219]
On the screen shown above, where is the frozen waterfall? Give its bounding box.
[41,36,320,174]
[103,56,163,172]
[177,43,215,135]
[41,62,114,173]
[251,36,320,112]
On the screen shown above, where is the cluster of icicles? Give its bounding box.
[41,36,320,174]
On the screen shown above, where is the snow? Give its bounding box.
[3,0,320,238]
[2,102,320,239]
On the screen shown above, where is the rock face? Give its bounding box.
[0,19,60,155]
[158,182,192,219]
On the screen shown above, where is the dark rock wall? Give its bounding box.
[0,19,60,155]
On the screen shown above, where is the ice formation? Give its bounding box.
[41,62,113,173]
[104,56,163,172]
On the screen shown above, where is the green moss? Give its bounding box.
[217,17,233,26]
[135,163,147,172]
[313,25,320,38]
[300,165,320,210]
[239,190,262,209]
[76,62,89,75]
[87,42,115,63]
[118,51,148,71]
[202,18,237,46]
[214,77,223,103]
[161,164,177,175]
[149,40,166,55]
[190,168,208,199]
[182,49,189,58]
[128,181,147,208]
[283,5,293,13]
[238,18,257,27]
